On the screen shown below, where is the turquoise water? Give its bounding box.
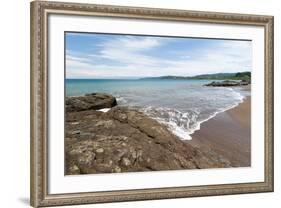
[66,79,246,140]
[66,79,210,96]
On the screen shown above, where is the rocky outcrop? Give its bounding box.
[66,93,117,112]
[65,101,231,174]
[205,80,250,87]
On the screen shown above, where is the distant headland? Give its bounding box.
[139,71,251,82]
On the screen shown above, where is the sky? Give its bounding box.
[65,32,252,79]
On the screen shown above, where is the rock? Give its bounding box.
[65,106,231,175]
[205,80,249,87]
[239,80,250,85]
[72,130,81,135]
[66,93,117,112]
[121,157,131,166]
[77,151,95,165]
[96,148,104,153]
[114,166,122,173]
[70,122,79,125]
[95,120,115,128]
[68,165,80,174]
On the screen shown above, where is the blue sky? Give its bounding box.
[65,32,252,79]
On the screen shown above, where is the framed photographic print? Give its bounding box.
[30,1,274,207]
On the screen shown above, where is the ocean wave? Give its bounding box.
[116,96,128,105]
[141,89,245,141]
[141,107,199,140]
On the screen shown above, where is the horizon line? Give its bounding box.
[66,71,251,80]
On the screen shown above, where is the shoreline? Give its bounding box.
[187,95,251,167]
[137,86,247,141]
[185,86,249,140]
[65,88,251,174]
[65,92,242,174]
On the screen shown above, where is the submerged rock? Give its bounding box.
[66,93,117,112]
[205,80,250,87]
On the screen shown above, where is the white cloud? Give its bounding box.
[99,36,162,51]
[66,36,252,78]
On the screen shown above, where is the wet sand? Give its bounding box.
[188,96,251,167]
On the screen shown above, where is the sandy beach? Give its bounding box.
[188,95,251,167]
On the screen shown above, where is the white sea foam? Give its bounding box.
[116,97,128,104]
[97,108,111,113]
[165,121,193,140]
[141,107,199,140]
[141,88,245,140]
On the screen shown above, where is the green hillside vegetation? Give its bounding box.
[189,72,251,82]
[141,72,251,82]
[234,72,251,82]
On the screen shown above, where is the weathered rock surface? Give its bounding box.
[65,102,231,174]
[205,80,250,87]
[66,93,117,112]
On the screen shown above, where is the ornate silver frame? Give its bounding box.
[30,1,274,207]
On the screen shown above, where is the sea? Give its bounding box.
[66,79,250,140]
